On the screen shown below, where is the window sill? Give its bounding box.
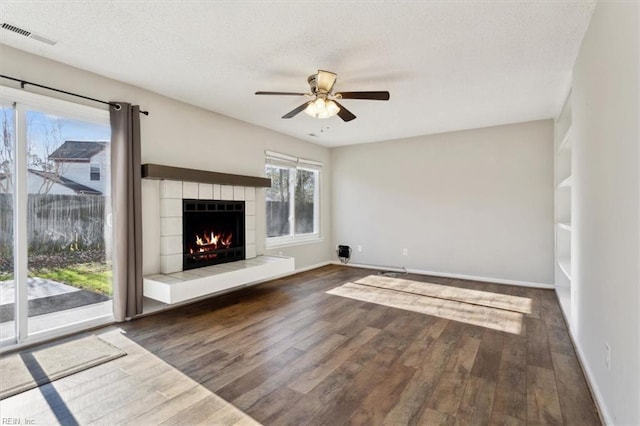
[266,237,325,250]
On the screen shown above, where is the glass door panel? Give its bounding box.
[25,110,113,335]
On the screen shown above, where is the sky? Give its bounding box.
[1,106,110,166]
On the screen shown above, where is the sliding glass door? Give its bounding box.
[0,87,114,347]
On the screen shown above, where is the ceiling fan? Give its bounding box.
[255,70,390,122]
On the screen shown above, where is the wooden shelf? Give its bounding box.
[142,163,271,187]
[558,257,572,280]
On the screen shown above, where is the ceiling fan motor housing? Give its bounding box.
[307,74,319,93]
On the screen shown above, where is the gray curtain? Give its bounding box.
[110,103,143,321]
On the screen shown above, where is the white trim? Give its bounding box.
[555,291,611,425]
[293,260,332,274]
[331,262,554,289]
[14,104,28,343]
[0,316,115,354]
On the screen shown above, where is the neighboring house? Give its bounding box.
[0,141,108,195]
[0,169,102,195]
[48,141,109,195]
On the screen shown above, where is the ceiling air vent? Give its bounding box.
[1,23,31,37]
[1,22,57,46]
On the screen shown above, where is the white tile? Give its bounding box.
[160,199,182,218]
[183,182,199,199]
[183,268,215,278]
[198,183,213,200]
[160,235,182,255]
[146,274,181,284]
[233,186,245,201]
[213,184,221,200]
[160,180,182,199]
[245,201,256,215]
[160,217,182,236]
[221,185,234,200]
[246,229,256,245]
[167,271,200,281]
[160,254,182,274]
[244,187,255,201]
[245,215,256,230]
[245,244,257,259]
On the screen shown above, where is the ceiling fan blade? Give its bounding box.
[333,101,356,122]
[316,70,337,92]
[282,102,311,119]
[335,91,390,101]
[255,91,307,96]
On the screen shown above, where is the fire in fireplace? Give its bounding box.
[183,199,245,270]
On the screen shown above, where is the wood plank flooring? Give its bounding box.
[0,265,601,425]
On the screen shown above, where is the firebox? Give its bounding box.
[182,199,245,270]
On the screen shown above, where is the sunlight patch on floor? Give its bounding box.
[0,327,261,425]
[327,276,531,335]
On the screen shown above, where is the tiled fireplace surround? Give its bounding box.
[159,179,257,274]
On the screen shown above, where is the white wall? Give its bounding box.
[571,1,640,424]
[331,120,554,285]
[61,150,109,194]
[0,44,333,275]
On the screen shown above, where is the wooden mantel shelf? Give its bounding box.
[141,163,271,188]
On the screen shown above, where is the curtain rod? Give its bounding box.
[0,74,149,116]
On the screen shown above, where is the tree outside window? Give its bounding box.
[265,153,320,245]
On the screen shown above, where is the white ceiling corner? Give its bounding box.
[0,1,596,147]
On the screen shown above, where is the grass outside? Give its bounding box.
[34,263,113,296]
[0,263,112,296]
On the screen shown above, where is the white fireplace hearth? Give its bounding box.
[141,165,295,305]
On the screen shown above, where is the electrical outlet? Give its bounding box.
[402,248,408,256]
[605,343,611,371]
[357,245,363,252]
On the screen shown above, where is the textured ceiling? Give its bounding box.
[0,1,595,147]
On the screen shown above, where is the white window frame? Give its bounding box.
[265,151,322,248]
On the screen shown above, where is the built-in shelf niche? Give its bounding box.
[554,90,573,322]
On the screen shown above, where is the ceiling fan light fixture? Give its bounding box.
[304,98,340,119]
[256,70,388,122]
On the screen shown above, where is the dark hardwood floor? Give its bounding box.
[0,265,601,425]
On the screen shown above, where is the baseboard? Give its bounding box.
[555,291,612,425]
[293,260,333,274]
[331,261,554,289]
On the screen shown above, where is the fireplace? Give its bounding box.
[182,199,245,270]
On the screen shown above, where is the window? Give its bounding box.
[90,162,100,181]
[266,151,321,246]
